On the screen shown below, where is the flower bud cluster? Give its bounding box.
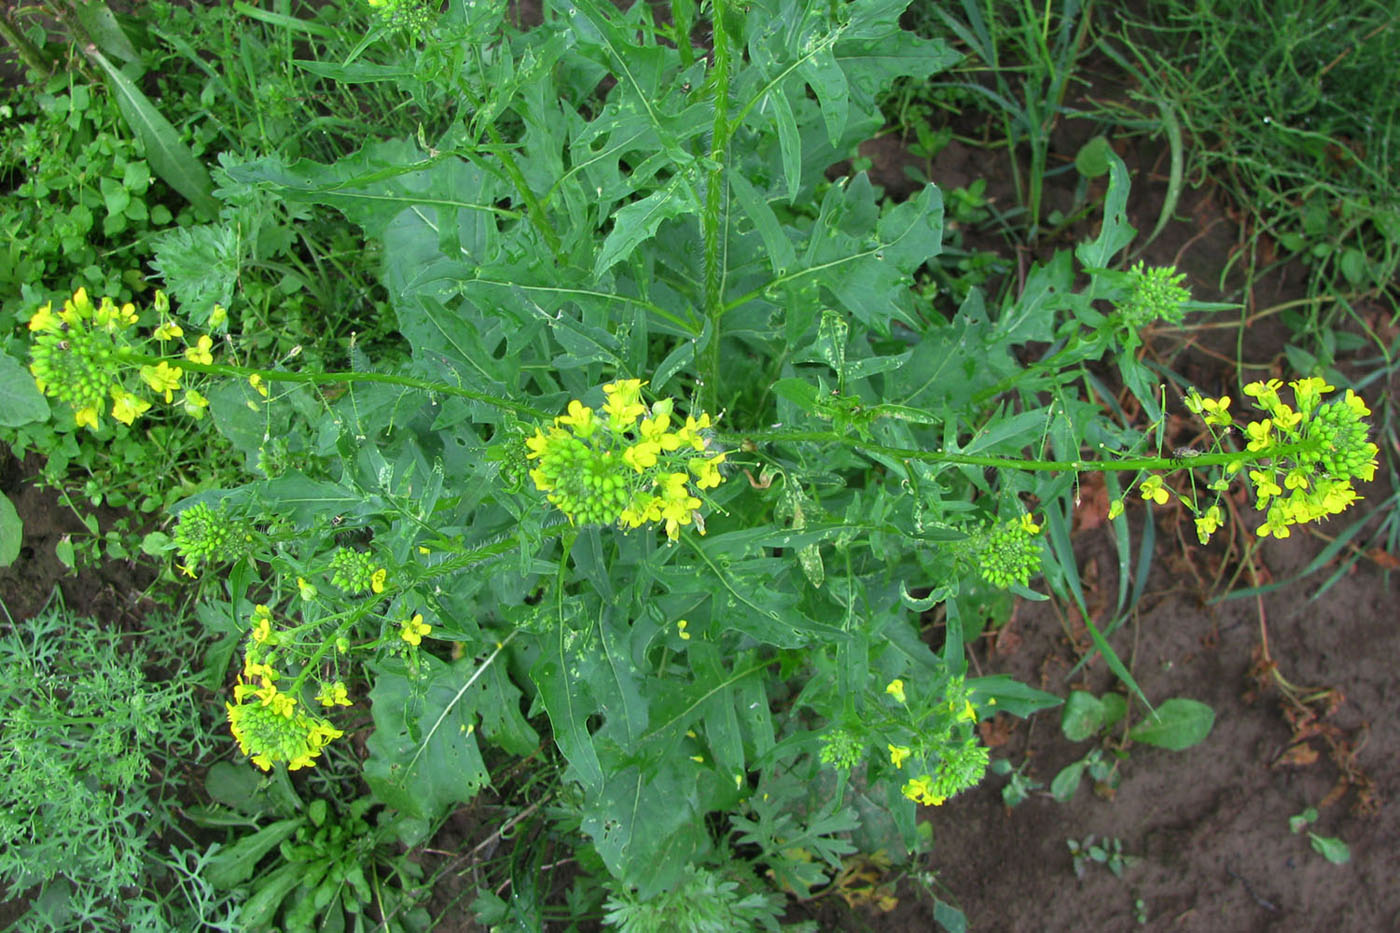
[1119,262,1190,329]
[27,288,211,431]
[971,513,1043,589]
[328,548,384,595]
[886,675,988,807]
[526,380,726,540]
[173,502,252,573]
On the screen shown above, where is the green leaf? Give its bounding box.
[579,759,706,898]
[0,493,21,568]
[593,174,701,278]
[55,536,75,571]
[1128,698,1215,750]
[151,225,240,325]
[1074,136,1112,178]
[532,618,604,793]
[204,819,302,889]
[0,350,49,426]
[966,674,1062,718]
[780,177,943,334]
[87,49,218,215]
[934,899,969,933]
[1308,833,1351,865]
[1060,691,1104,742]
[73,0,139,63]
[1050,760,1086,802]
[364,657,491,820]
[238,860,305,929]
[1075,151,1135,271]
[203,761,267,815]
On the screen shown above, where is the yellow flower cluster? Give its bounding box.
[226,656,344,771]
[526,380,726,540]
[226,605,349,771]
[27,288,211,431]
[1177,378,1378,541]
[885,675,988,807]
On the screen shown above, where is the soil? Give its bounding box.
[3,14,1397,933]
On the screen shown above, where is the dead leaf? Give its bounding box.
[979,715,1015,748]
[1276,742,1319,767]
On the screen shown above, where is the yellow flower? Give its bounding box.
[110,388,151,426]
[1249,469,1282,502]
[249,373,268,397]
[400,613,431,646]
[27,302,58,332]
[1138,475,1169,505]
[1107,500,1124,520]
[901,775,944,807]
[623,439,662,472]
[1199,395,1232,427]
[1243,379,1282,409]
[555,399,597,437]
[140,361,183,402]
[1018,513,1040,535]
[185,334,214,366]
[677,618,691,641]
[74,404,101,431]
[153,320,184,340]
[267,692,296,718]
[960,699,978,723]
[1244,419,1273,452]
[370,567,387,594]
[602,378,647,428]
[251,605,274,644]
[885,679,906,704]
[182,389,209,419]
[1194,505,1222,545]
[296,576,318,601]
[888,744,912,769]
[690,452,727,490]
[315,682,352,708]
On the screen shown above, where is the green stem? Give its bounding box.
[0,7,51,77]
[116,349,549,419]
[726,427,1302,475]
[700,0,731,412]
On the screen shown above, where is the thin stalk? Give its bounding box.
[725,427,1305,475]
[700,0,732,412]
[115,349,550,419]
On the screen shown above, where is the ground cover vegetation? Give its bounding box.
[0,0,1393,929]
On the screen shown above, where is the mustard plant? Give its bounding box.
[18,1,1383,924]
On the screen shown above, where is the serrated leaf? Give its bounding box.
[784,177,942,334]
[593,175,701,278]
[1075,151,1135,270]
[151,225,240,324]
[532,620,604,793]
[364,658,491,820]
[87,49,218,214]
[1128,698,1215,750]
